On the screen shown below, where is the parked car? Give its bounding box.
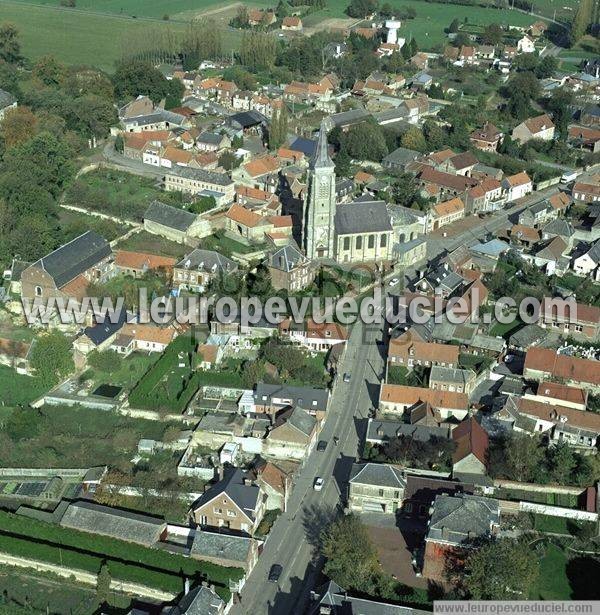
[343,372,351,383]
[317,440,327,452]
[313,477,324,491]
[389,277,400,286]
[268,564,283,582]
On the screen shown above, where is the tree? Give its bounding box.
[112,59,183,105]
[534,55,558,79]
[88,350,123,373]
[341,119,388,161]
[504,434,544,482]
[391,172,418,207]
[423,119,445,150]
[0,23,22,65]
[96,561,111,606]
[269,104,288,150]
[32,55,66,87]
[461,539,538,599]
[321,514,382,593]
[231,5,250,28]
[546,441,577,485]
[239,31,277,70]
[346,0,378,18]
[276,0,290,18]
[448,18,460,33]
[0,106,37,149]
[219,150,240,171]
[30,330,75,386]
[400,126,427,152]
[570,0,593,44]
[481,23,503,46]
[335,147,351,177]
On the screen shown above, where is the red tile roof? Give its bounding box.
[452,417,489,465]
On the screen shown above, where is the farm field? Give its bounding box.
[6,0,554,65]
[304,0,545,49]
[2,1,184,70]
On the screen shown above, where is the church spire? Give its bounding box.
[312,118,334,169]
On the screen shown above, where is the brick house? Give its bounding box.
[422,494,500,582]
[538,298,600,341]
[266,245,315,292]
[523,347,600,392]
[173,249,238,293]
[21,231,114,316]
[469,122,502,152]
[114,250,176,279]
[388,332,459,370]
[191,467,265,535]
[452,417,489,476]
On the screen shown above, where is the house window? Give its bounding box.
[356,236,362,249]
[35,286,42,297]
[380,234,387,247]
[343,237,350,251]
[213,507,222,514]
[378,489,384,497]
[227,510,236,517]
[368,235,375,249]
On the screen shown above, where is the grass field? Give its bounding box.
[533,543,572,600]
[2,1,187,71]
[0,366,48,407]
[5,0,549,69]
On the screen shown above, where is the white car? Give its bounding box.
[313,477,324,491]
[389,278,400,286]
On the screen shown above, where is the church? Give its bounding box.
[303,119,395,265]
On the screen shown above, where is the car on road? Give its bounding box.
[313,477,324,491]
[316,440,327,452]
[343,372,351,383]
[389,277,400,286]
[268,564,283,582]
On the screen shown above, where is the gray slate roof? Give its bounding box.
[197,132,224,145]
[192,467,260,521]
[430,366,475,386]
[267,244,307,272]
[176,249,237,274]
[191,529,253,563]
[366,418,450,443]
[329,108,370,128]
[165,165,233,187]
[312,580,430,615]
[349,463,406,489]
[0,88,16,109]
[254,383,329,412]
[168,584,225,615]
[59,500,165,546]
[427,493,500,546]
[33,231,111,289]
[123,109,185,127]
[286,406,317,437]
[334,200,392,235]
[144,200,197,232]
[543,218,575,238]
[382,146,422,167]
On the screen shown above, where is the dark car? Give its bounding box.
[317,440,327,452]
[343,372,351,383]
[268,564,283,582]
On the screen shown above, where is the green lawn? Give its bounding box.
[2,1,185,71]
[532,513,594,536]
[489,317,524,339]
[533,543,572,600]
[116,230,189,259]
[64,169,177,222]
[0,366,49,407]
[201,232,262,257]
[58,208,128,244]
[84,352,159,390]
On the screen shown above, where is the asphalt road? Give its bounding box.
[231,316,386,615]
[231,184,564,614]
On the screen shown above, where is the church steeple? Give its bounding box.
[312,118,334,169]
[304,118,336,260]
